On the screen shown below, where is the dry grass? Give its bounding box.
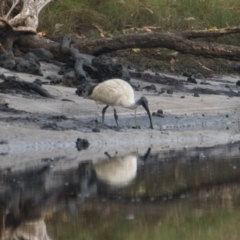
[39,0,240,33]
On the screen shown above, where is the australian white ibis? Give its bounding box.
[83,79,154,129]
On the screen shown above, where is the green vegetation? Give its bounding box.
[39,0,240,35]
[47,205,240,240]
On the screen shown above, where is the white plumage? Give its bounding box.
[88,79,135,108]
[83,79,153,129]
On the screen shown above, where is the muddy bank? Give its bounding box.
[0,53,240,171]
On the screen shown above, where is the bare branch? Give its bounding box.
[0,0,54,32]
[36,0,54,15]
[5,0,20,20]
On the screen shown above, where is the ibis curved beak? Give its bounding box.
[141,100,154,129]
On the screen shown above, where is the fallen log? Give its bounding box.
[15,28,240,61]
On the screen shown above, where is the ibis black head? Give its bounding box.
[136,96,154,129]
[82,85,96,98]
[76,83,95,98]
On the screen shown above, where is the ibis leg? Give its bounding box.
[114,108,119,127]
[102,105,109,125]
[135,109,138,127]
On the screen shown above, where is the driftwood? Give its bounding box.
[0,0,54,55]
[0,0,54,32]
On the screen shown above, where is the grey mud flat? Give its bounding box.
[0,63,240,171]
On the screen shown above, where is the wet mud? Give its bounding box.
[0,51,240,169]
[0,64,239,132]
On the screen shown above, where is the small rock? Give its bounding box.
[231,65,240,72]
[46,74,62,85]
[23,52,40,66]
[167,89,173,94]
[158,90,165,95]
[16,58,42,75]
[34,79,43,86]
[193,93,199,97]
[236,80,240,86]
[58,69,65,75]
[135,72,142,78]
[46,74,59,81]
[0,54,15,70]
[152,112,164,117]
[50,79,62,85]
[52,115,67,120]
[143,84,157,91]
[76,138,90,151]
[136,68,144,73]
[194,73,205,79]
[132,125,141,129]
[92,128,100,132]
[200,81,211,85]
[187,76,197,84]
[181,96,185,98]
[157,109,163,114]
[64,70,76,80]
[182,71,192,77]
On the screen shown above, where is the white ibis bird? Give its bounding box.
[83,79,153,129]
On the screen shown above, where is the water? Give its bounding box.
[1,143,240,240]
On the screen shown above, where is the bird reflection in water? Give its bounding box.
[94,152,138,187]
[78,148,151,197]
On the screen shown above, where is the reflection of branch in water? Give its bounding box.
[0,165,58,240]
[0,188,54,240]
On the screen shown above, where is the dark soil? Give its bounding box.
[108,48,240,78]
